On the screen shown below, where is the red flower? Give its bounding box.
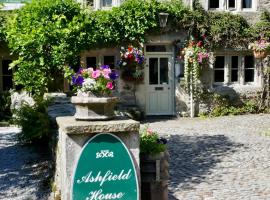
[127,54,134,60]
[128,46,133,52]
[202,35,206,39]
[197,41,203,47]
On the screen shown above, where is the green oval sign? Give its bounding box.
[72,133,139,200]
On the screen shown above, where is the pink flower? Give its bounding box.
[146,128,153,136]
[106,82,114,90]
[91,70,101,79]
[198,52,203,63]
[102,68,112,79]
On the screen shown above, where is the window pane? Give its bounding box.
[86,57,97,70]
[3,76,13,91]
[243,0,252,8]
[160,58,168,84]
[210,0,219,8]
[228,0,235,8]
[231,69,238,82]
[103,0,112,6]
[214,56,225,69]
[2,60,12,75]
[245,69,254,82]
[104,56,115,69]
[231,56,238,69]
[146,45,167,52]
[215,70,224,82]
[244,56,254,68]
[149,58,158,85]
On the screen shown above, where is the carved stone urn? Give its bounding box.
[71,92,118,121]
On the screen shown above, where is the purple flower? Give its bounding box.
[100,65,110,69]
[72,75,76,84]
[109,71,119,81]
[75,75,84,86]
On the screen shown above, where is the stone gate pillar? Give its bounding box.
[54,116,140,200]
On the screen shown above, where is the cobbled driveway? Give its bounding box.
[0,114,270,200]
[143,114,270,200]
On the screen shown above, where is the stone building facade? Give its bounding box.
[0,0,269,116]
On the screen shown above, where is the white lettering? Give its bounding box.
[87,189,125,200]
[76,169,132,186]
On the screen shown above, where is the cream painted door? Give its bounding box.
[145,56,173,115]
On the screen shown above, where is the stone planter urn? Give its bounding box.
[71,92,118,121]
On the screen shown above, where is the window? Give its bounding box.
[209,0,219,9]
[102,0,112,7]
[242,0,252,8]
[213,54,255,85]
[231,56,239,82]
[227,0,236,9]
[86,57,97,70]
[1,60,13,91]
[104,56,115,69]
[244,56,254,82]
[214,56,225,82]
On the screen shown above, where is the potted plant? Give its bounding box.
[69,65,119,120]
[118,46,145,82]
[139,127,169,200]
[249,38,270,59]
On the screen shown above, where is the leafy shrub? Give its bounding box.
[203,99,260,117]
[12,98,51,144]
[140,127,166,155]
[0,91,12,121]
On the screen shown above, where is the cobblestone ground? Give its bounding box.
[0,127,50,200]
[143,114,270,200]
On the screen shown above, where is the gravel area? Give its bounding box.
[143,114,270,200]
[0,127,51,200]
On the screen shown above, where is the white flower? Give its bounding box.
[81,78,96,92]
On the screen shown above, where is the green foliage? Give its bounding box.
[12,98,51,144]
[0,91,12,121]
[140,127,166,155]
[6,0,88,97]
[0,11,13,41]
[199,92,260,117]
[252,10,270,39]
[208,12,252,48]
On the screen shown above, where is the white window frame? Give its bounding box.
[93,0,121,10]
[213,53,258,86]
[206,0,257,12]
[226,0,236,10]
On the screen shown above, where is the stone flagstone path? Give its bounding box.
[0,114,270,199]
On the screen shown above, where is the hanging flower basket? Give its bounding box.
[253,50,268,59]
[249,39,270,59]
[118,46,145,83]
